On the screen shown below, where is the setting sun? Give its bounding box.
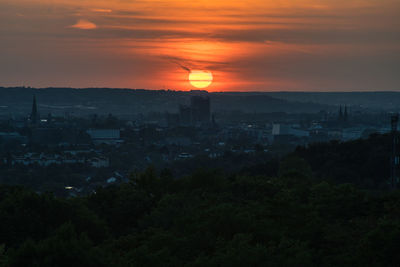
[189,70,213,89]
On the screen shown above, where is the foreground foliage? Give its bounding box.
[0,135,399,266]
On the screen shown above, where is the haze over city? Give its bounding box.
[1,0,399,91]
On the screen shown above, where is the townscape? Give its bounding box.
[0,88,394,196]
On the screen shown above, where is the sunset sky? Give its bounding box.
[0,0,399,91]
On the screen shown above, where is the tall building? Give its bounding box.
[86,129,122,145]
[30,95,39,124]
[190,96,210,124]
[179,105,192,126]
[169,96,211,127]
[337,105,349,124]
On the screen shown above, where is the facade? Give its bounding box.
[165,137,192,146]
[11,153,109,168]
[86,129,120,139]
[190,96,210,124]
[86,129,122,145]
[272,124,309,137]
[90,157,110,168]
[0,132,27,143]
[179,105,192,126]
[173,96,211,126]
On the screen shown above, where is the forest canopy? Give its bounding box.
[1,134,399,266]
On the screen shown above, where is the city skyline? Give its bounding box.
[1,0,399,91]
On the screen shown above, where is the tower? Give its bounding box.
[211,113,216,127]
[338,105,343,121]
[344,105,348,122]
[179,104,192,126]
[390,114,399,189]
[30,95,39,124]
[190,96,210,125]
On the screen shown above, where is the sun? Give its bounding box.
[189,70,213,89]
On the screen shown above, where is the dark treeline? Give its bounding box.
[167,134,392,191]
[294,133,392,190]
[1,134,399,266]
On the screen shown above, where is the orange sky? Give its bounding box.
[0,0,399,91]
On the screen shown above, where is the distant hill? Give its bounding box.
[0,87,333,117]
[265,91,400,111]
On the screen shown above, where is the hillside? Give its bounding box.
[0,87,333,116]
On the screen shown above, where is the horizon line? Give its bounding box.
[1,86,400,94]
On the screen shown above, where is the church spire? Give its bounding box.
[30,95,38,124]
[338,105,343,121]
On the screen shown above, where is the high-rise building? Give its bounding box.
[190,96,210,124]
[170,96,211,127]
[179,105,192,126]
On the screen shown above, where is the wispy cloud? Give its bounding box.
[91,8,112,13]
[68,19,97,30]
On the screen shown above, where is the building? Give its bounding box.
[166,96,211,127]
[179,105,192,126]
[337,105,349,124]
[190,96,210,124]
[31,128,62,144]
[90,157,110,168]
[272,124,309,137]
[272,123,309,144]
[165,112,180,127]
[165,137,192,146]
[0,132,27,143]
[86,129,122,145]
